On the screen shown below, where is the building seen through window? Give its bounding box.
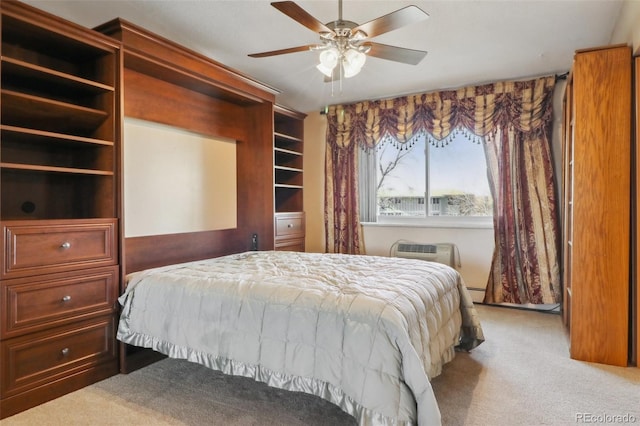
[375,131,492,218]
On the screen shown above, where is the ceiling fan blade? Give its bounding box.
[248,45,317,58]
[366,42,428,65]
[352,5,429,39]
[271,1,334,35]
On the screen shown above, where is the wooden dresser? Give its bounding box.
[274,106,306,251]
[562,44,632,366]
[0,1,121,417]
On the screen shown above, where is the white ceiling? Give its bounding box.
[24,0,623,114]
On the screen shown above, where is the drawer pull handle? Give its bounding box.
[62,295,72,302]
[61,348,70,357]
[287,224,293,228]
[60,242,71,249]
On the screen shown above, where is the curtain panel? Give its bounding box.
[325,76,561,304]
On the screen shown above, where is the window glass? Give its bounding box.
[375,132,492,219]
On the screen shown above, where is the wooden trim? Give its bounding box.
[274,104,308,120]
[1,1,121,51]
[123,69,247,140]
[124,230,246,275]
[574,43,629,55]
[0,358,117,419]
[630,57,640,367]
[94,18,278,103]
[123,49,266,106]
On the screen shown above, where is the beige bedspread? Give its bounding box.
[117,251,484,425]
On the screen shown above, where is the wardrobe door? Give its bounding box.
[635,55,640,367]
[567,45,631,367]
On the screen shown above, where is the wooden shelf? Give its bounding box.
[274,132,303,143]
[273,106,305,213]
[1,162,114,176]
[2,56,114,95]
[1,125,114,147]
[274,147,303,156]
[275,183,304,189]
[273,106,305,249]
[275,165,303,173]
[1,1,121,418]
[2,90,110,136]
[275,167,303,187]
[2,13,115,85]
[1,0,120,221]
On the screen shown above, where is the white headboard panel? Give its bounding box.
[123,117,237,237]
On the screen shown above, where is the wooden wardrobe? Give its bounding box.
[562,45,632,366]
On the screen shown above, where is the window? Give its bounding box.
[360,130,493,225]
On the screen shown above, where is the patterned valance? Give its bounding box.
[326,76,556,149]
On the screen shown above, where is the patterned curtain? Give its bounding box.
[325,76,561,304]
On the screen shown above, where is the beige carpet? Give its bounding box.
[3,304,639,425]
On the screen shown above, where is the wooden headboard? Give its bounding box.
[95,19,279,277]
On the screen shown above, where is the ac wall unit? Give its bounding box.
[392,242,456,267]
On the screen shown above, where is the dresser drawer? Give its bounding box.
[2,219,117,279]
[274,237,305,252]
[1,267,118,339]
[1,316,117,398]
[275,212,305,238]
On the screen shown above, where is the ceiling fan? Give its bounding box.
[248,0,429,81]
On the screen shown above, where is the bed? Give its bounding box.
[117,250,484,425]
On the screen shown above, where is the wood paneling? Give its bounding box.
[564,45,632,366]
[94,18,276,104]
[123,69,247,141]
[125,229,246,274]
[95,19,277,282]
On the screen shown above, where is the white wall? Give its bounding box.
[123,118,237,237]
[303,112,327,254]
[611,0,640,54]
[361,224,493,292]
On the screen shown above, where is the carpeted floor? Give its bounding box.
[3,304,639,425]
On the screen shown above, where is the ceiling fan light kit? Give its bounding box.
[317,48,339,77]
[317,46,366,78]
[249,0,429,83]
[342,48,366,77]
